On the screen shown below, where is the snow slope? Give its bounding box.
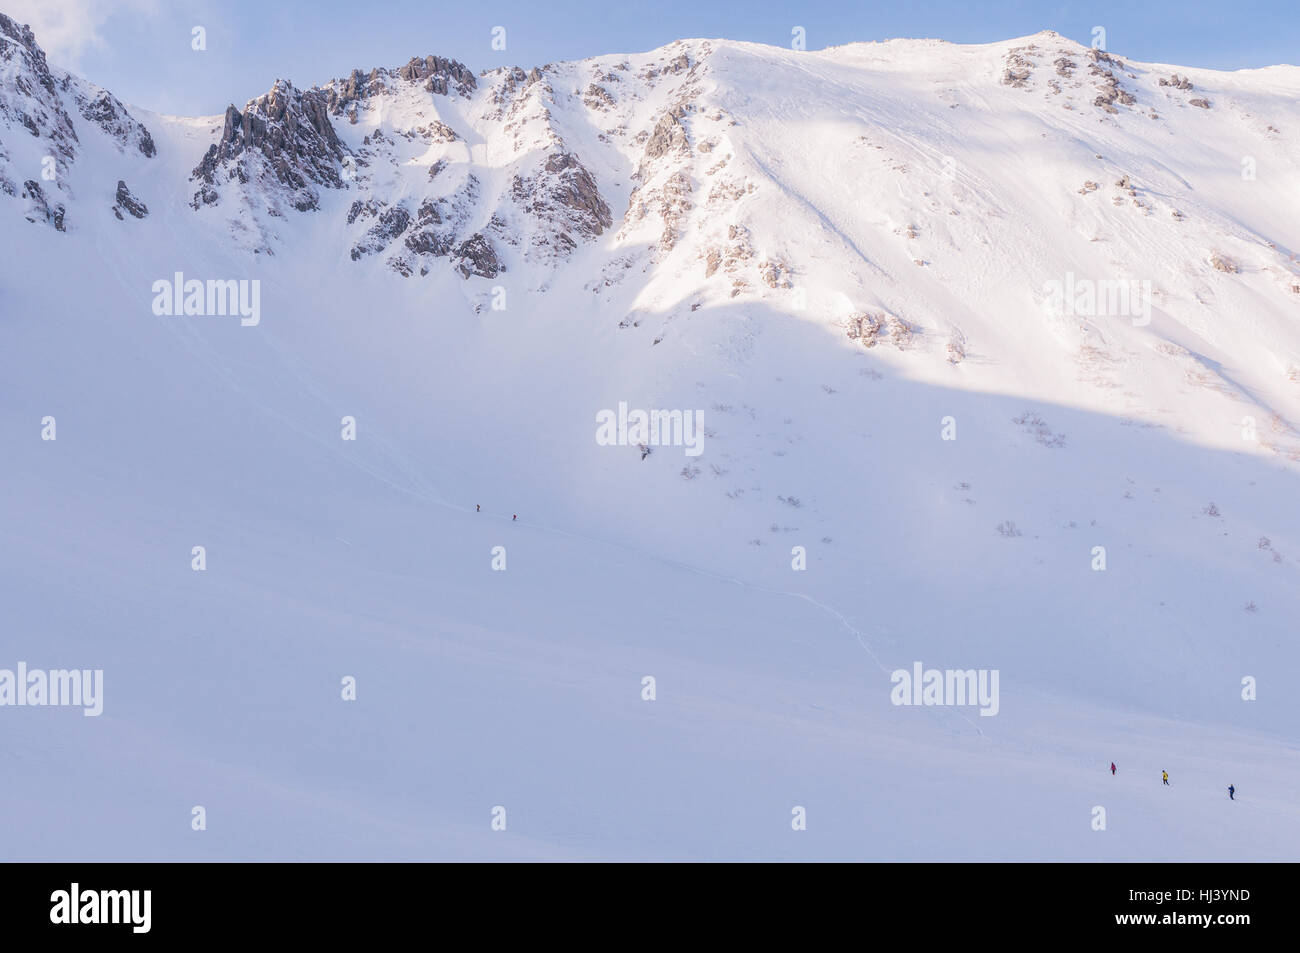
[2,17,1299,859]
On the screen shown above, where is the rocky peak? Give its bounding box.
[396,55,477,96]
[1,13,154,229]
[0,13,78,182]
[0,14,56,98]
[328,54,476,119]
[70,82,156,157]
[191,79,348,212]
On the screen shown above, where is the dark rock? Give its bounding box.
[643,107,689,162]
[350,204,411,259]
[77,88,156,157]
[190,80,349,211]
[113,180,148,218]
[404,229,452,257]
[454,233,500,278]
[542,152,612,232]
[20,179,65,230]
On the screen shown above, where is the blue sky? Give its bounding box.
[7,0,1298,115]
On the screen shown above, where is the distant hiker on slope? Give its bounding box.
[513,514,517,521]
[1110,762,1116,776]
[1229,785,1235,800]
[1162,771,1169,786]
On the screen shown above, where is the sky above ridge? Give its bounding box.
[4,0,1297,115]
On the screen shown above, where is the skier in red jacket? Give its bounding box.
[1110,762,1116,776]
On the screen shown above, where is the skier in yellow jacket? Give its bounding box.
[1162,771,1169,786]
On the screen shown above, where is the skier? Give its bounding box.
[1162,770,1169,786]
[1110,762,1116,776]
[476,504,480,512]
[1228,785,1235,800]
[512,514,517,521]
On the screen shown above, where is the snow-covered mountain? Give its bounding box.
[2,12,1299,860]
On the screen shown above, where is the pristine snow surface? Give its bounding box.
[2,22,1299,859]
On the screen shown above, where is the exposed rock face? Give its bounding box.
[0,15,73,145]
[328,54,477,118]
[20,178,63,230]
[543,153,611,231]
[1001,46,1037,87]
[395,55,477,97]
[404,227,453,258]
[509,151,612,256]
[643,106,690,163]
[0,14,155,213]
[583,83,615,110]
[328,67,384,119]
[0,13,78,198]
[71,85,156,157]
[454,233,501,278]
[350,204,411,260]
[482,63,550,122]
[1086,49,1136,114]
[190,80,348,212]
[112,179,148,219]
[345,160,490,277]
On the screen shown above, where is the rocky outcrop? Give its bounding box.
[112,179,147,219]
[643,106,690,164]
[350,203,411,260]
[328,54,476,118]
[454,233,501,278]
[0,14,75,150]
[0,15,154,220]
[583,83,616,110]
[1001,46,1037,88]
[190,80,348,212]
[1087,49,1136,114]
[846,311,914,350]
[0,13,78,199]
[395,55,477,97]
[70,84,155,157]
[345,169,490,278]
[20,178,63,230]
[509,151,612,259]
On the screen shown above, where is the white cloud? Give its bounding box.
[4,0,157,66]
